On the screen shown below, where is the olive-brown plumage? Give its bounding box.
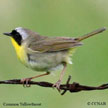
[3,27,106,90]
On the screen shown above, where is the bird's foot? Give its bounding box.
[53,80,61,92]
[21,78,32,87]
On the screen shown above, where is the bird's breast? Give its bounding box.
[11,38,28,65]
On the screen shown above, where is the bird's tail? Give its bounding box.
[75,27,106,41]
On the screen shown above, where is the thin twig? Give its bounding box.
[0,76,108,95]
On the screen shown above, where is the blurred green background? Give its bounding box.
[0,0,108,108]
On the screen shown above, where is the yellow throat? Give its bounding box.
[11,37,27,64]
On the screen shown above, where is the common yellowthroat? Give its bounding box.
[3,27,106,90]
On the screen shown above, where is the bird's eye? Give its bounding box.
[11,30,22,45]
[11,30,18,35]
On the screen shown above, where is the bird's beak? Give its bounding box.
[3,32,12,36]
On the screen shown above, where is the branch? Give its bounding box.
[0,76,108,95]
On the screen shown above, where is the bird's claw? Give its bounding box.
[21,78,32,87]
[52,80,61,92]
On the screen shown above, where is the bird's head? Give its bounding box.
[3,27,29,45]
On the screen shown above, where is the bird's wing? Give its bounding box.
[28,37,83,53]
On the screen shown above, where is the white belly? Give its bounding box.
[26,51,71,72]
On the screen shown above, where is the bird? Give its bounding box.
[3,27,106,90]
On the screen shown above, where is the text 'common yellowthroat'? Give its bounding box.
[3,27,106,90]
